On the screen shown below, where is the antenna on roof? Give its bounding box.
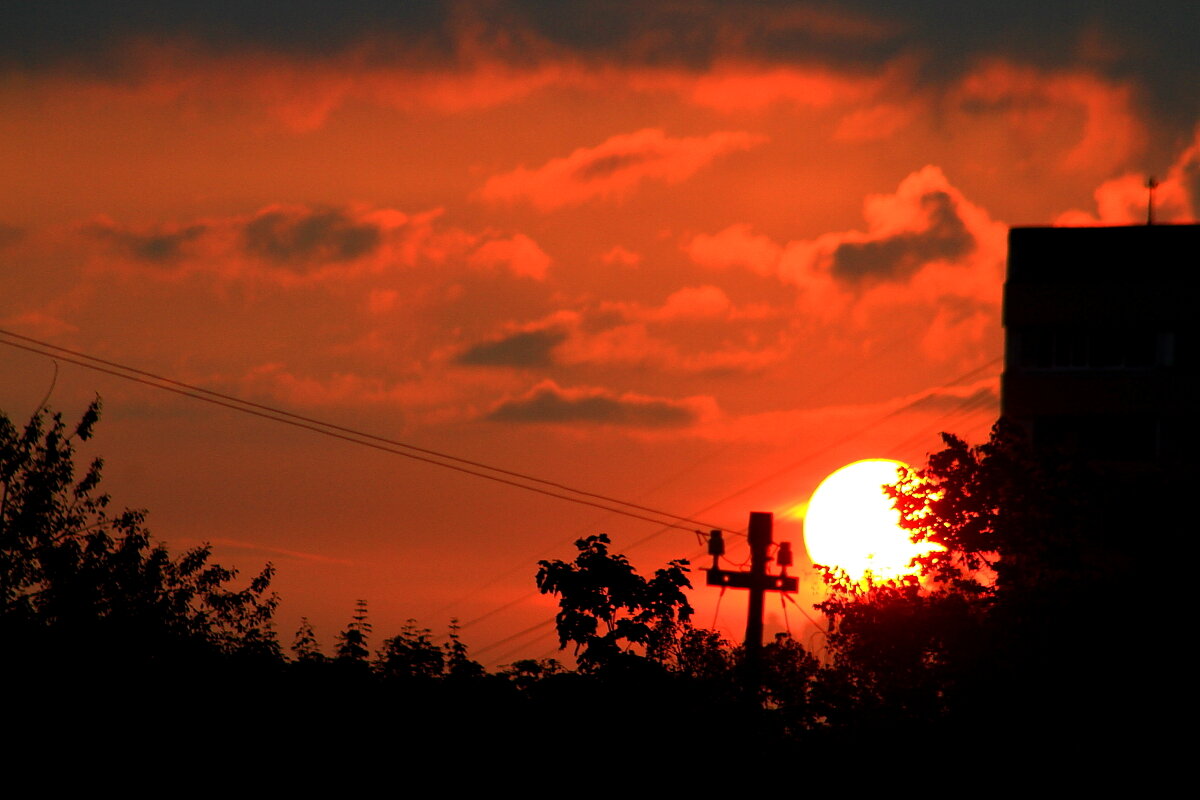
[1146,176,1159,225]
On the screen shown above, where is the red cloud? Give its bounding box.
[685,166,1006,361]
[687,223,783,275]
[599,245,642,268]
[240,362,415,407]
[486,379,716,429]
[468,234,552,280]
[259,59,576,130]
[477,128,767,210]
[462,289,789,375]
[81,204,552,285]
[455,284,789,376]
[1056,128,1200,225]
[953,61,1143,175]
[235,361,527,428]
[0,311,78,339]
[686,64,884,112]
[651,285,732,320]
[700,375,1000,445]
[30,40,578,132]
[833,103,915,142]
[690,165,1003,291]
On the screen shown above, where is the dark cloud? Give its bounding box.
[831,191,974,284]
[243,208,381,267]
[844,1,1199,130]
[6,3,1193,81]
[1,1,452,69]
[458,329,567,368]
[5,3,1194,140]
[88,222,207,262]
[0,2,887,73]
[574,151,656,181]
[488,384,697,427]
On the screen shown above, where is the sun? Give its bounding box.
[802,459,940,583]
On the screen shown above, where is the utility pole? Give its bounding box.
[1147,176,1158,225]
[705,512,798,659]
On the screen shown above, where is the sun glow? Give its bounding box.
[803,459,941,583]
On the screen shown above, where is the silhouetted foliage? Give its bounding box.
[1,400,279,665]
[816,419,1157,747]
[816,569,984,727]
[499,657,564,691]
[444,618,485,679]
[760,633,821,716]
[376,617,443,679]
[1,401,836,764]
[291,616,323,662]
[370,617,488,685]
[675,626,737,682]
[336,598,372,662]
[536,533,693,671]
[887,418,1110,595]
[19,399,1134,762]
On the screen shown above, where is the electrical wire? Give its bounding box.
[2,328,1002,665]
[779,591,792,637]
[469,616,558,659]
[710,585,727,630]
[887,386,999,459]
[584,355,1004,564]
[487,626,564,668]
[0,329,732,534]
[781,591,827,637]
[708,355,1003,508]
[465,358,1003,651]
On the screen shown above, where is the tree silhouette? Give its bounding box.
[375,618,443,679]
[291,616,323,662]
[675,626,736,682]
[1,400,279,665]
[816,419,1155,746]
[499,657,564,691]
[536,533,693,671]
[336,598,371,662]
[444,618,485,679]
[886,418,1122,597]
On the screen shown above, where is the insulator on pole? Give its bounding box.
[777,541,793,568]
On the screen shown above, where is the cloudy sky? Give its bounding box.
[2,1,1197,664]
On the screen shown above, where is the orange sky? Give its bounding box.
[2,2,1197,665]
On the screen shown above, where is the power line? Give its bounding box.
[702,355,1003,510]
[3,328,1003,665]
[486,624,563,668]
[465,361,1002,655]
[887,386,998,459]
[597,355,1004,561]
[445,321,943,621]
[469,617,557,659]
[431,454,753,624]
[0,329,731,534]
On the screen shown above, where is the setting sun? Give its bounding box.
[803,459,941,583]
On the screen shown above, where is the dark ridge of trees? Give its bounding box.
[2,403,1162,772]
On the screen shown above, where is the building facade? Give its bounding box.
[1000,224,1197,465]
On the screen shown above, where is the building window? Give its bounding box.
[1014,329,1170,370]
[1033,415,1160,461]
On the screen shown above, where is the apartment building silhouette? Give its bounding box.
[1001,223,1198,465]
